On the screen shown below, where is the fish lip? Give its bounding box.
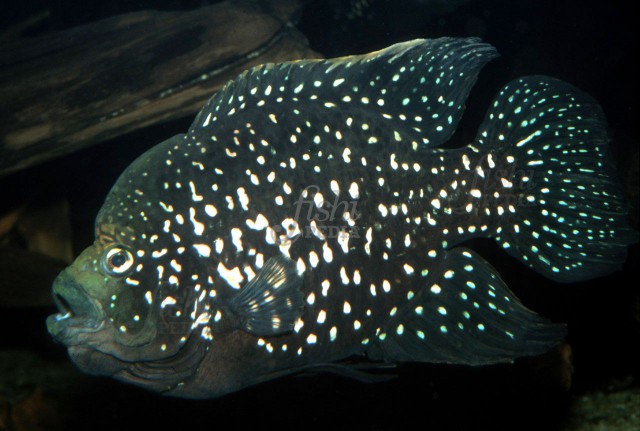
[47,274,106,345]
[47,314,106,345]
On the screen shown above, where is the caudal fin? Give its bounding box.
[476,76,637,282]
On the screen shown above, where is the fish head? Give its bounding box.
[47,135,206,386]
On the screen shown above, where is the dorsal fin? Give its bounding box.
[189,38,498,149]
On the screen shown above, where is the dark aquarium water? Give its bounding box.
[0,0,638,430]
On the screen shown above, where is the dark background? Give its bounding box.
[1,0,638,430]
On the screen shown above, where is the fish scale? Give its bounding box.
[250,147,529,364]
[47,37,637,398]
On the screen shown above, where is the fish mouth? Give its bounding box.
[47,272,106,345]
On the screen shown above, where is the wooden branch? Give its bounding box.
[0,0,320,176]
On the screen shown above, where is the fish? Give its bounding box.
[46,37,637,398]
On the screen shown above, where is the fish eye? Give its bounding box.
[102,246,134,276]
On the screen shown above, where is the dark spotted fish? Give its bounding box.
[47,38,637,398]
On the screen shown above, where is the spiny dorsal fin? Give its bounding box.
[230,255,304,336]
[190,38,498,149]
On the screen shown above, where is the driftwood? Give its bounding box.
[0,0,320,176]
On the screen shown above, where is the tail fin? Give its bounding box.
[476,76,637,282]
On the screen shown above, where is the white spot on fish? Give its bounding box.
[322,242,334,263]
[231,228,243,252]
[348,182,360,199]
[330,180,340,195]
[217,262,244,289]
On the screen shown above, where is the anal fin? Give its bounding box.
[367,247,566,366]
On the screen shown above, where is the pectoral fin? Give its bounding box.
[230,255,304,336]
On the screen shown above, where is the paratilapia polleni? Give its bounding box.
[47,38,636,398]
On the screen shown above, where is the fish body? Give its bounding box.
[47,38,637,398]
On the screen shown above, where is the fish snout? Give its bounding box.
[47,270,105,343]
